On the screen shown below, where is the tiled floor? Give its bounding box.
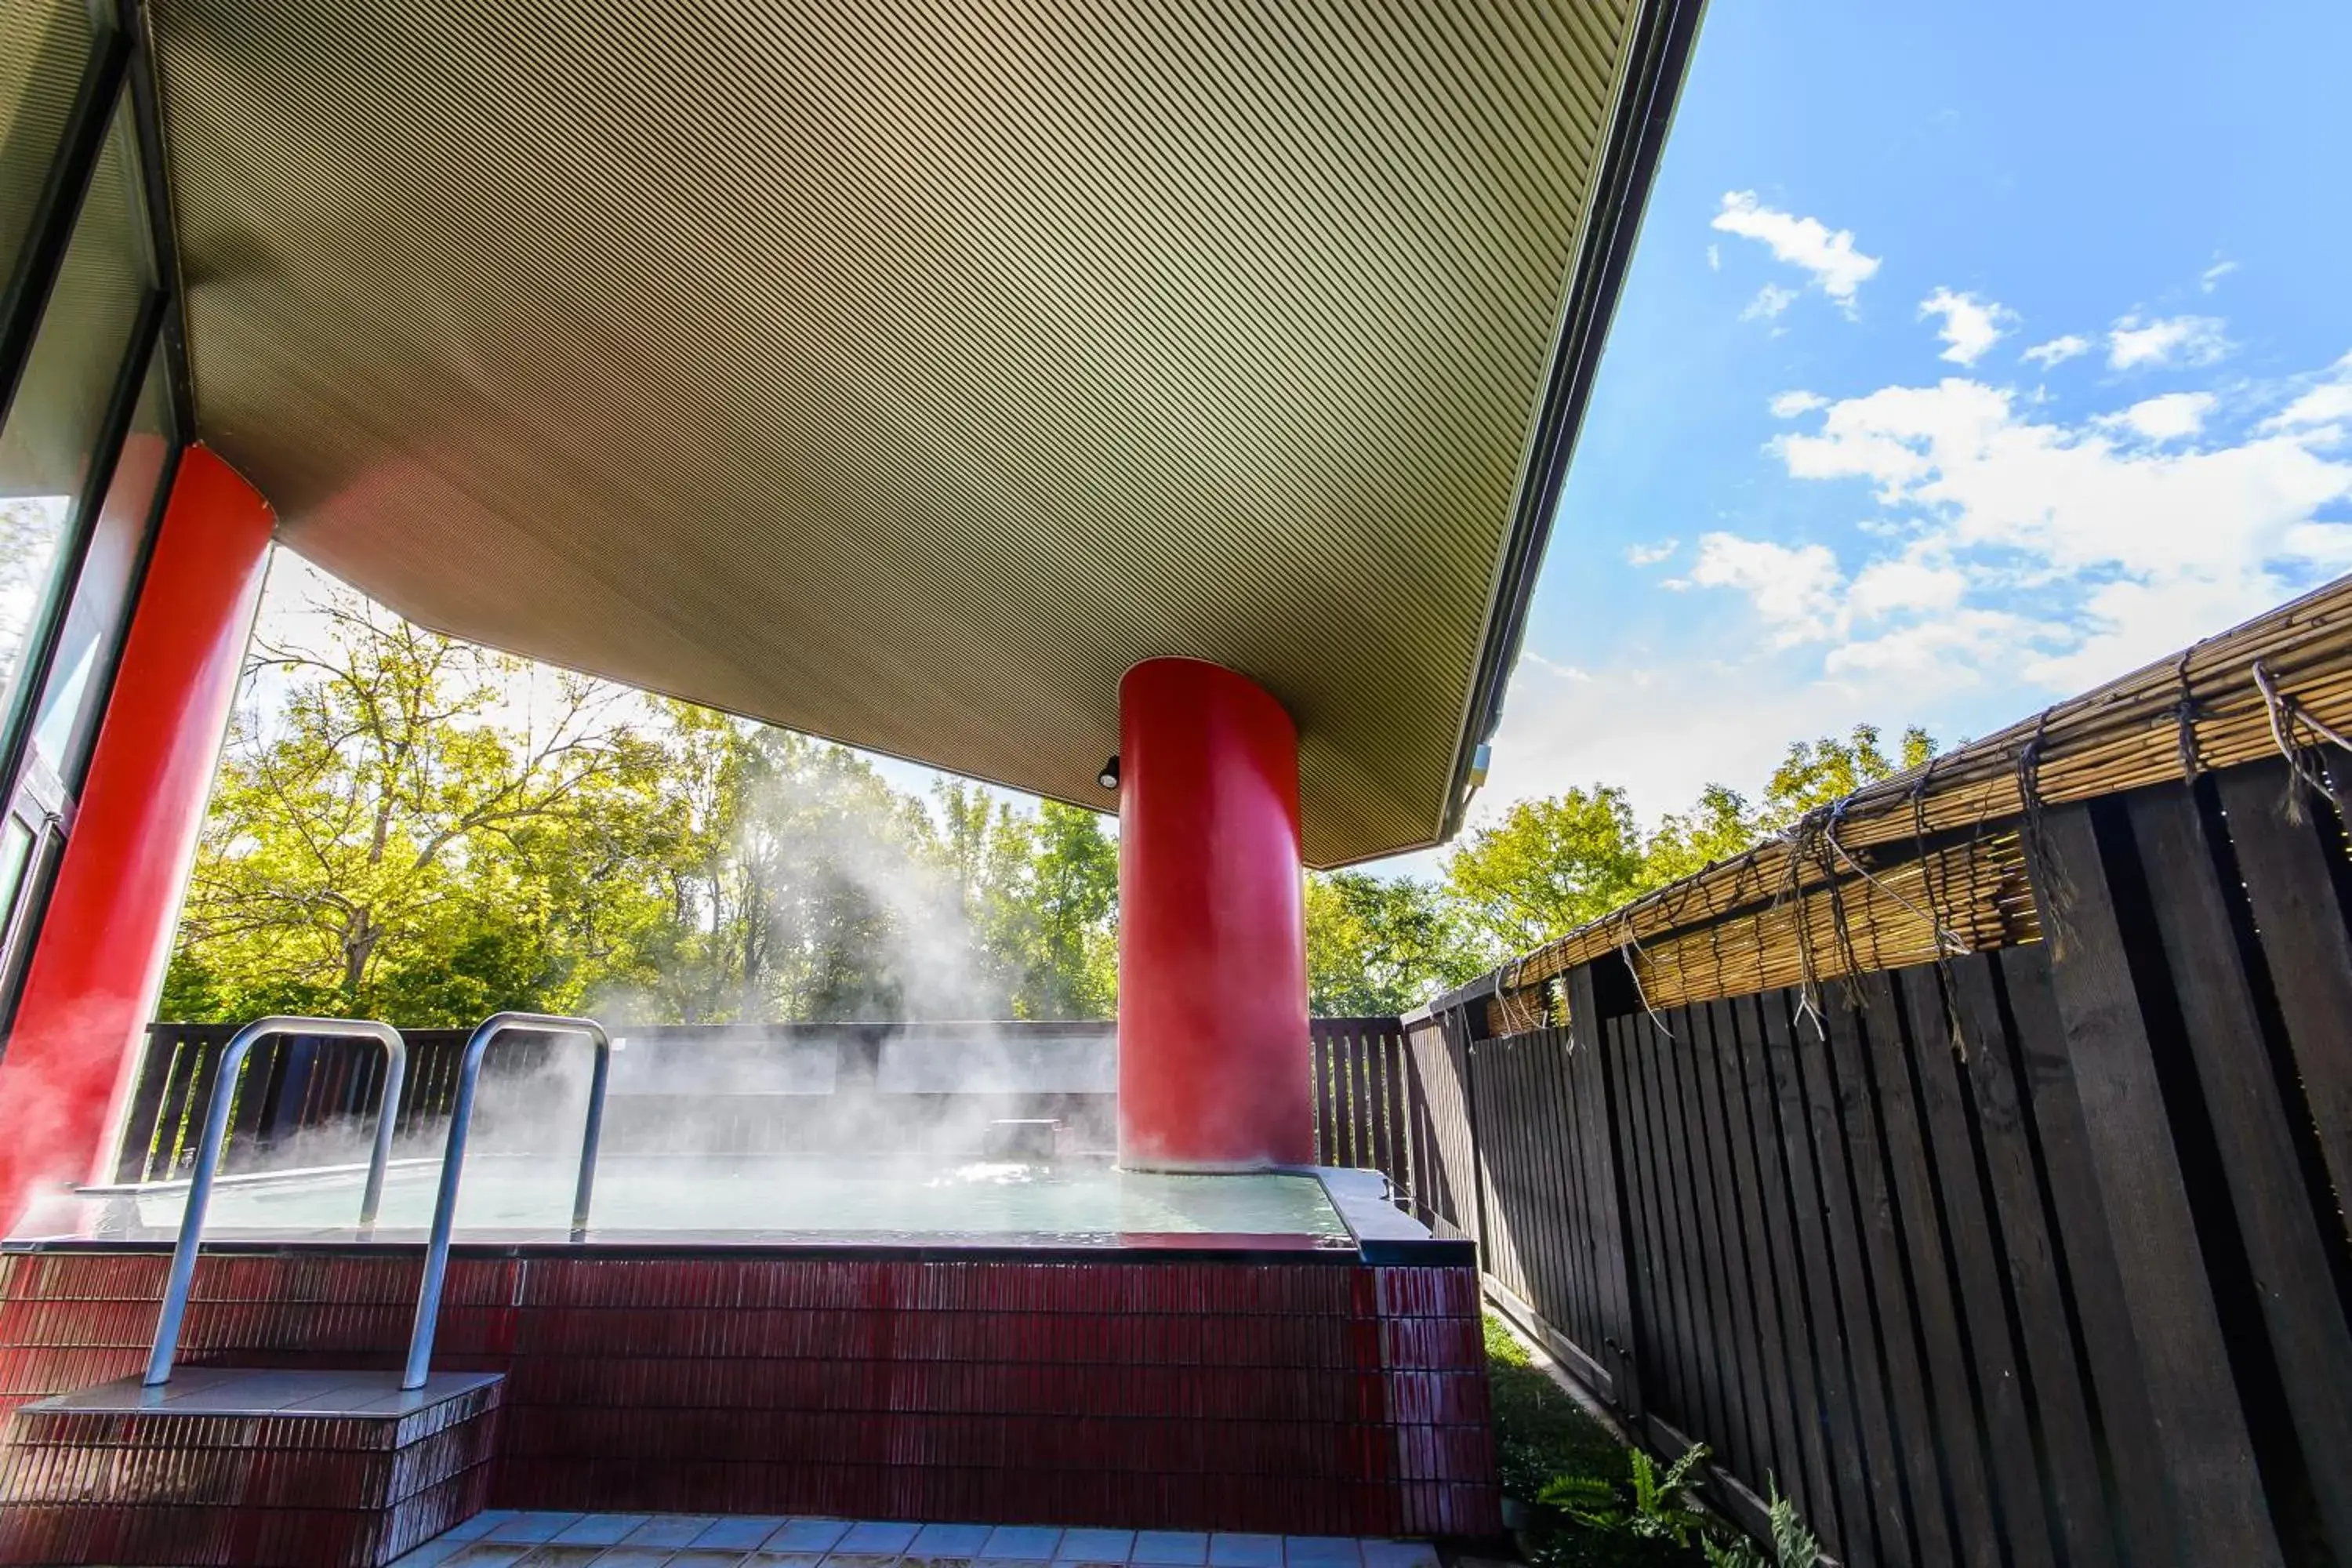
[391,1514,1444,1568]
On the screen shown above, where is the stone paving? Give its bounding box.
[393,1514,1446,1568]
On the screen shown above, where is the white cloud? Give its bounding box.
[1479,346,2352,819]
[1847,554,1969,619]
[2201,259,2239,293]
[2270,386,2352,434]
[2022,334,2091,369]
[1827,607,2045,680]
[2103,391,2214,443]
[2109,314,2232,371]
[1678,535,1845,644]
[1918,289,2018,366]
[1711,191,1881,313]
[1520,651,1593,681]
[1707,243,1721,271]
[1624,539,1680,567]
[1671,535,1973,652]
[1471,284,2350,827]
[1752,369,2352,688]
[1742,284,1798,321]
[2282,520,2352,569]
[2260,351,2352,436]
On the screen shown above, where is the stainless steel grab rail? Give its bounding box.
[145,1017,408,1386]
[403,1011,609,1389]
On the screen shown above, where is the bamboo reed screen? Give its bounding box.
[1489,572,2352,1024]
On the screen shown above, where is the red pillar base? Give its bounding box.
[1116,658,1312,1171]
[0,448,273,1232]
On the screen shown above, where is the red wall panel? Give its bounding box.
[0,1248,1497,1537]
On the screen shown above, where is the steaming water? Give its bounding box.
[78,1156,1349,1242]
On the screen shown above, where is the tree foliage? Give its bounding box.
[1305,872,1480,1017]
[1441,788,1651,969]
[164,582,1932,1026]
[1431,723,1937,967]
[164,589,1117,1025]
[1761,722,1936,827]
[164,596,662,1023]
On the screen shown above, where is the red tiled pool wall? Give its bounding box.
[0,1252,1499,1537]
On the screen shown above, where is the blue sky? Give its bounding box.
[1480,0,2352,831]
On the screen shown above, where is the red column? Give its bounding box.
[0,447,273,1231]
[1117,658,1312,1170]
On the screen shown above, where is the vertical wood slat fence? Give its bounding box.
[1308,1017,1428,1203]
[114,1020,1127,1181]
[112,1025,557,1183]
[126,1018,1414,1189]
[1392,755,2352,1568]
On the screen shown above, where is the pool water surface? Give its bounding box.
[75,1156,1352,1243]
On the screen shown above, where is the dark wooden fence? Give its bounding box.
[119,1018,1414,1187]
[114,1020,1120,1181]
[1307,1016,1423,1182]
[114,1023,548,1181]
[1395,756,2352,1568]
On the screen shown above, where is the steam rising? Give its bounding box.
[600,736,1054,1028]
[22,735,1126,1240]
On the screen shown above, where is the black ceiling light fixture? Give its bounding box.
[1097,755,1120,790]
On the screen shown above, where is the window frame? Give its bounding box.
[0,5,192,1043]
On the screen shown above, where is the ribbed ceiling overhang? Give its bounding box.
[143,0,1681,865]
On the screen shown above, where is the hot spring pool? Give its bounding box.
[66,1156,1353,1245]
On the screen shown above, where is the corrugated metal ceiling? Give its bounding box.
[146,0,1643,865]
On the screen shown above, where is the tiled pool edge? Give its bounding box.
[390,1512,1447,1568]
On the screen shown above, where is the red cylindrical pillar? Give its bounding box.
[1117,658,1312,1170]
[0,447,274,1232]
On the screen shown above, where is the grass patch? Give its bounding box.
[1483,1312,1704,1568]
[1483,1312,1624,1496]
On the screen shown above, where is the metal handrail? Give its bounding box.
[144,1017,407,1386]
[403,1011,609,1389]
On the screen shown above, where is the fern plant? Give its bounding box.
[1535,1472,1628,1531]
[1534,1444,1825,1567]
[1698,1480,1824,1568]
[1537,1442,1716,1546]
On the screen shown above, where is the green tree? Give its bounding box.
[167,575,1943,1032]
[1642,782,1759,886]
[1441,787,1650,964]
[167,596,1129,1028]
[1305,871,1475,1015]
[1629,721,1940,890]
[602,716,975,1023]
[930,785,1118,1020]
[164,590,660,1024]
[1009,802,1118,1018]
[934,779,1036,1011]
[1761,722,1936,827]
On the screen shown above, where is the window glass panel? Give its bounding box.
[0,0,93,288]
[0,813,32,961]
[0,94,147,715]
[33,338,169,783]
